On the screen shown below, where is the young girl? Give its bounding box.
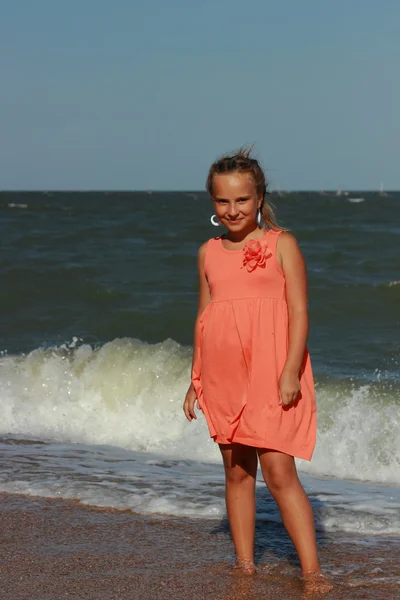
[183,148,327,584]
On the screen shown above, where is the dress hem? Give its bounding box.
[211,434,314,461]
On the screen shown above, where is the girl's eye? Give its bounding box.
[238,198,247,203]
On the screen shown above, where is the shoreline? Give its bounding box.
[0,492,399,599]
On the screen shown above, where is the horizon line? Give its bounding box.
[1,189,399,194]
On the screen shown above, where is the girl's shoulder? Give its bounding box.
[267,227,290,238]
[274,230,299,248]
[197,237,221,274]
[275,231,305,269]
[265,228,290,251]
[197,237,216,260]
[198,236,221,253]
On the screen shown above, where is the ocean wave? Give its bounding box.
[0,338,399,485]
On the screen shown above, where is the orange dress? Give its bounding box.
[192,229,317,461]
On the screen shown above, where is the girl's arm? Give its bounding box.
[276,232,309,405]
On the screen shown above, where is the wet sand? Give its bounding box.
[0,493,398,599]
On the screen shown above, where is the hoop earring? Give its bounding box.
[210,214,220,227]
[256,208,262,227]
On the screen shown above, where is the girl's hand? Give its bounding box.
[278,368,301,407]
[183,385,202,421]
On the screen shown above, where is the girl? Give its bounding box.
[183,149,326,584]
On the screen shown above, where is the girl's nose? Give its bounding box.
[228,204,239,217]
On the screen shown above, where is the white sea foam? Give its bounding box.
[7,203,28,209]
[0,439,398,535]
[298,382,400,484]
[0,338,399,486]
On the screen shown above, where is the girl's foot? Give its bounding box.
[232,558,257,575]
[302,571,333,594]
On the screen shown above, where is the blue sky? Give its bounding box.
[1,0,399,190]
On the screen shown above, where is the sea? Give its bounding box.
[0,190,399,549]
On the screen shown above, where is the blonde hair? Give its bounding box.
[206,146,284,230]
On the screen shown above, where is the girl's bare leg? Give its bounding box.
[219,443,258,571]
[257,449,321,574]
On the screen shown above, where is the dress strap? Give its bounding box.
[267,229,284,255]
[203,236,220,277]
[267,229,285,276]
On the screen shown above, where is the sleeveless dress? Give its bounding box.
[191,228,317,461]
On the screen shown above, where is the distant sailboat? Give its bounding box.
[336,187,349,197]
[379,181,388,197]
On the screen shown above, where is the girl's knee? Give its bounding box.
[220,444,257,482]
[225,465,255,485]
[262,464,298,493]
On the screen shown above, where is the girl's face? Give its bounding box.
[211,172,262,232]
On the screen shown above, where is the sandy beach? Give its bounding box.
[0,493,398,600]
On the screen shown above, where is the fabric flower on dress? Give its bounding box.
[241,238,272,272]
